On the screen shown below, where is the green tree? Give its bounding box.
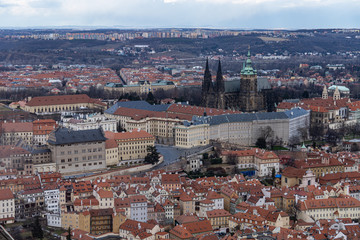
[255,137,267,149]
[67,227,72,240]
[117,122,126,132]
[146,92,155,105]
[144,146,160,165]
[302,90,309,98]
[271,168,276,179]
[31,216,43,240]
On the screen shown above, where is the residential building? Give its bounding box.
[94,189,114,209]
[47,213,61,228]
[170,220,213,240]
[33,119,57,145]
[0,145,32,175]
[222,148,280,177]
[294,154,344,178]
[87,208,114,235]
[298,197,360,221]
[130,195,147,222]
[161,174,181,192]
[0,121,33,145]
[229,212,267,231]
[281,167,317,188]
[105,139,119,166]
[206,209,231,229]
[43,185,60,214]
[0,189,15,224]
[16,188,45,219]
[119,219,160,240]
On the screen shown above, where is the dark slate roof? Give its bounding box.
[224,76,271,93]
[191,108,309,126]
[48,128,106,145]
[105,101,171,114]
[31,148,51,154]
[284,107,309,119]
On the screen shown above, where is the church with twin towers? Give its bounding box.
[201,50,272,112]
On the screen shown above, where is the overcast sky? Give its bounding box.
[0,0,359,29]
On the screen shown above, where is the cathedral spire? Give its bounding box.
[241,46,257,76]
[216,59,225,93]
[202,58,213,92]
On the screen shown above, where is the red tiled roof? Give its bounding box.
[298,197,360,211]
[1,122,33,132]
[97,189,113,198]
[162,174,181,185]
[26,94,105,107]
[0,189,14,200]
[282,166,307,178]
[105,139,118,149]
[74,198,99,206]
[0,145,30,158]
[105,130,154,141]
[206,209,231,218]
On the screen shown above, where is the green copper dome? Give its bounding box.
[241,49,257,76]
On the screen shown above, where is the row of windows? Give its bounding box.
[60,148,102,155]
[60,155,103,163]
[60,162,103,169]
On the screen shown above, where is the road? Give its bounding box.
[154,144,211,170]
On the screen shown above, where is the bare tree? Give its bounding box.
[226,153,238,165]
[288,135,300,150]
[297,127,309,142]
[259,126,274,142]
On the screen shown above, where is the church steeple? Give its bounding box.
[241,46,257,76]
[216,59,224,93]
[202,58,213,92]
[333,86,341,100]
[322,85,328,99]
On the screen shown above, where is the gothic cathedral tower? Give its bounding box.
[201,58,213,107]
[215,60,225,109]
[239,49,264,112]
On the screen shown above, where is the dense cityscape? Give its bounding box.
[1,3,360,239]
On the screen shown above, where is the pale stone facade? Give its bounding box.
[298,197,360,222]
[0,189,15,224]
[174,123,209,148]
[61,113,117,133]
[48,128,107,175]
[105,130,155,166]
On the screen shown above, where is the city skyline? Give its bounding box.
[0,0,359,29]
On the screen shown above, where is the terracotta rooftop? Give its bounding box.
[105,130,155,141]
[0,189,14,200]
[1,122,33,132]
[26,94,105,107]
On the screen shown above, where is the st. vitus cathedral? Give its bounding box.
[201,50,271,112]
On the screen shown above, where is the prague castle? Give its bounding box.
[201,50,271,112]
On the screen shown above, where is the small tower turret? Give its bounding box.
[322,85,328,99]
[333,86,341,100]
